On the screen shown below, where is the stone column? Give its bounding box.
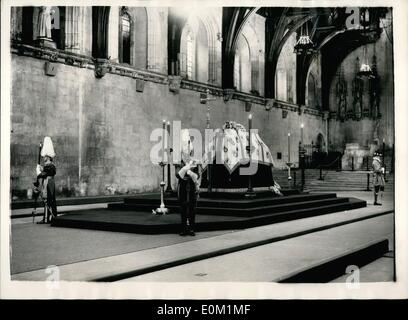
[34,6,57,49]
[323,111,330,153]
[65,6,80,52]
[92,6,111,78]
[11,7,23,40]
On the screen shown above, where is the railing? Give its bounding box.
[315,153,343,180]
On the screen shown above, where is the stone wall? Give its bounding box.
[10,54,326,198]
[275,32,297,103]
[306,53,322,109]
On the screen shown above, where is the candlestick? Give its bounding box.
[288,133,291,163]
[166,121,171,152]
[153,181,169,215]
[166,121,173,194]
[154,119,169,214]
[245,114,255,198]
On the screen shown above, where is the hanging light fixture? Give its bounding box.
[294,22,315,55]
[357,8,375,78]
[357,44,375,78]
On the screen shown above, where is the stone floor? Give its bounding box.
[119,214,393,282]
[9,190,394,282]
[331,255,395,283]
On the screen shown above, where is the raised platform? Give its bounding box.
[51,190,367,234]
[11,194,127,211]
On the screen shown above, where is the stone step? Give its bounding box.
[110,197,348,217]
[13,210,392,282]
[122,192,335,208]
[11,194,128,210]
[52,197,366,234]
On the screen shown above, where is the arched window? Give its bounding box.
[186,31,195,79]
[22,7,34,43]
[119,8,131,64]
[276,69,287,101]
[179,14,215,83]
[234,35,251,92]
[51,7,65,49]
[22,7,65,49]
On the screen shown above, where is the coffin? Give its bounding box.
[200,121,275,189]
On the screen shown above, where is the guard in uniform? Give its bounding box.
[372,151,385,206]
[176,159,200,236]
[36,137,57,224]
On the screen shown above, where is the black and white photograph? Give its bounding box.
[1,0,407,300]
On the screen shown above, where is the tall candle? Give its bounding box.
[162,120,166,163]
[167,121,172,164]
[167,121,171,149]
[288,133,291,163]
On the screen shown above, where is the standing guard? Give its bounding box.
[372,151,385,206]
[36,137,57,224]
[176,129,200,236]
[176,159,200,236]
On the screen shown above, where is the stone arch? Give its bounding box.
[21,7,34,43]
[108,7,148,68]
[180,22,198,80]
[128,7,148,69]
[197,12,220,84]
[27,6,66,49]
[179,11,220,84]
[145,8,165,72]
[275,32,297,103]
[118,7,132,64]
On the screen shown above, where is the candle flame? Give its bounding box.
[249,114,252,119]
[301,123,304,128]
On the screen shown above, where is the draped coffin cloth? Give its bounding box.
[200,122,275,189]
